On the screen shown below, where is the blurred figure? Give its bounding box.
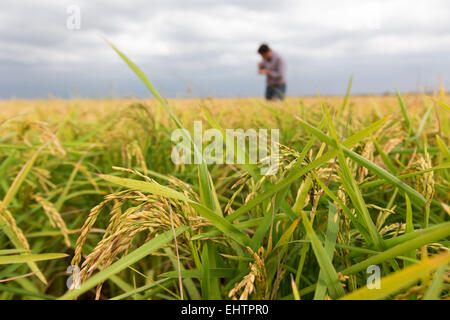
[257,44,286,101]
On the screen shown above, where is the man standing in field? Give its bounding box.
[257,44,286,101]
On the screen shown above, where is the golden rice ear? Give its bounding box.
[74,186,195,298]
[229,246,267,300]
[33,194,70,247]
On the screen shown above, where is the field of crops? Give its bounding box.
[0,49,449,300]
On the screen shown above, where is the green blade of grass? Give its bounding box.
[163,247,200,300]
[0,150,17,180]
[314,202,340,300]
[160,268,236,279]
[430,97,450,112]
[340,75,353,115]
[436,135,450,159]
[272,217,301,252]
[342,222,450,276]
[189,202,251,247]
[372,138,397,174]
[200,244,210,299]
[412,104,433,141]
[291,274,301,300]
[99,174,189,201]
[0,284,56,300]
[109,278,172,300]
[383,222,450,248]
[250,191,286,250]
[396,88,414,137]
[191,214,284,241]
[0,253,68,265]
[360,163,449,189]
[0,249,29,255]
[423,264,447,300]
[404,194,416,267]
[54,158,83,211]
[340,252,450,300]
[300,209,345,299]
[198,167,223,217]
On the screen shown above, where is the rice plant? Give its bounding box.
[0,44,448,300]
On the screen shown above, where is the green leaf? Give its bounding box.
[99,174,189,201]
[314,202,340,300]
[412,104,433,141]
[430,97,450,112]
[161,268,235,279]
[340,75,353,114]
[291,275,301,300]
[0,253,68,265]
[0,249,29,256]
[436,135,450,159]
[360,163,450,189]
[383,222,450,248]
[372,138,397,174]
[0,284,56,300]
[189,202,251,247]
[200,244,210,299]
[341,252,450,300]
[342,223,450,276]
[404,194,416,267]
[396,88,414,137]
[109,278,172,300]
[300,210,345,299]
[55,158,83,211]
[423,265,447,300]
[272,217,301,252]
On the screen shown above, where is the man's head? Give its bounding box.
[258,44,272,60]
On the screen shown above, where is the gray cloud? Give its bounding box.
[1,0,450,98]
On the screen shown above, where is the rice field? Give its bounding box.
[0,47,449,300]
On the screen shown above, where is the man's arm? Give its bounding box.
[258,61,268,75]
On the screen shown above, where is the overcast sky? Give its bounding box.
[1,0,450,98]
